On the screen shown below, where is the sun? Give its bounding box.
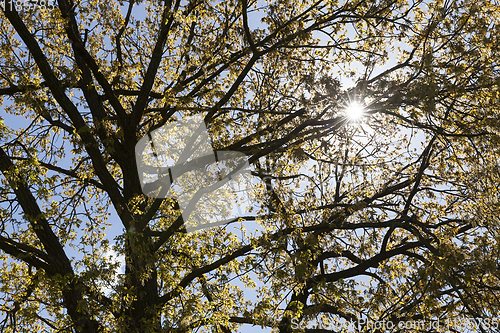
[345,101,365,121]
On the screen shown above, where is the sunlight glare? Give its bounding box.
[345,101,365,121]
